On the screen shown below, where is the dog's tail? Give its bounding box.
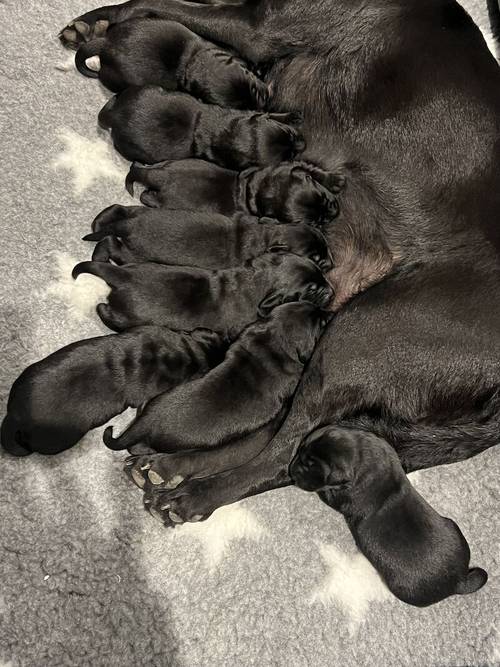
[455,567,488,596]
[103,422,143,451]
[75,39,106,78]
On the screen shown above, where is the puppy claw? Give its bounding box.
[74,20,91,37]
[189,515,204,523]
[150,509,164,523]
[144,499,152,505]
[131,469,146,489]
[168,511,184,524]
[140,463,151,472]
[165,475,184,490]
[148,470,164,485]
[94,19,110,38]
[160,504,171,511]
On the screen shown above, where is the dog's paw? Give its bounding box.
[124,453,197,492]
[147,482,214,527]
[59,13,111,50]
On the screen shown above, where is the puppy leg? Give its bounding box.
[90,203,142,234]
[131,447,291,525]
[91,237,135,265]
[60,1,275,63]
[96,303,131,332]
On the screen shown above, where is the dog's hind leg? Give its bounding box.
[91,203,141,233]
[60,0,277,63]
[96,303,131,331]
[91,237,135,265]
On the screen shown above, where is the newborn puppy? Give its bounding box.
[72,252,333,334]
[98,86,303,168]
[75,17,268,109]
[103,302,330,453]
[1,327,225,457]
[84,205,333,271]
[290,426,488,607]
[127,159,343,225]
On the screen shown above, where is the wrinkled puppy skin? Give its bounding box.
[105,302,329,457]
[98,86,303,168]
[85,205,333,271]
[75,17,268,109]
[72,251,334,334]
[291,426,488,607]
[1,327,225,457]
[126,158,343,225]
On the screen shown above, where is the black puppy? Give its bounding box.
[84,205,333,271]
[98,86,303,168]
[72,252,333,334]
[1,327,225,457]
[75,17,268,109]
[290,426,488,607]
[104,303,329,465]
[126,159,343,225]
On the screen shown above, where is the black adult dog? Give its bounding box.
[290,426,488,606]
[126,159,342,224]
[56,0,500,524]
[1,327,225,456]
[75,17,268,109]
[72,252,333,333]
[98,86,303,168]
[84,205,332,270]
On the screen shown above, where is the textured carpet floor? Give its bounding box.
[1,1,499,666]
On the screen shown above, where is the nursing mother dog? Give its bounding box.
[58,0,500,518]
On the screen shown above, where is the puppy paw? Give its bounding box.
[59,14,110,50]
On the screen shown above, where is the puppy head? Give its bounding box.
[267,222,333,271]
[257,112,306,163]
[257,253,333,316]
[290,425,356,492]
[260,301,331,362]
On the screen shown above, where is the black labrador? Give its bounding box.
[84,205,333,271]
[126,159,343,225]
[75,17,268,109]
[1,327,225,456]
[98,85,303,168]
[53,0,500,523]
[290,426,488,606]
[72,251,333,333]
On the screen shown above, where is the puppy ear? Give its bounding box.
[258,291,285,317]
[455,567,488,595]
[268,243,290,253]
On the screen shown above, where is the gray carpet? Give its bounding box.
[1,1,499,666]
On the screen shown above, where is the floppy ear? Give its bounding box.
[455,567,488,595]
[258,290,285,317]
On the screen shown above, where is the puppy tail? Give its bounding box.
[103,424,141,451]
[455,567,488,595]
[1,415,32,457]
[75,39,105,79]
[72,260,121,285]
